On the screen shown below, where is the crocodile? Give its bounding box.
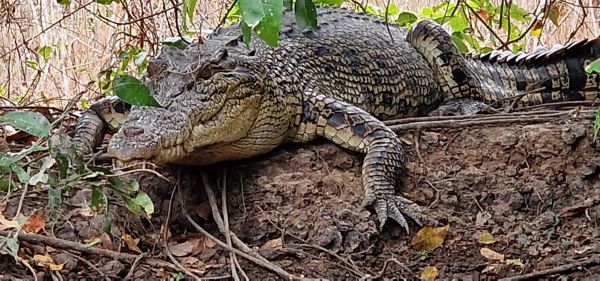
[73,7,600,233]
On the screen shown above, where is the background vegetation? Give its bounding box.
[0,0,599,108]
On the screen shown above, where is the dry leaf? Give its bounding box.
[261,237,283,250]
[420,265,438,281]
[411,225,450,252]
[122,234,142,254]
[195,201,212,220]
[49,263,64,271]
[475,211,491,227]
[480,247,505,262]
[23,215,45,234]
[168,241,194,257]
[100,233,114,250]
[190,237,217,255]
[0,203,6,214]
[0,215,20,230]
[506,258,524,267]
[181,256,207,270]
[482,264,500,274]
[478,232,496,245]
[32,253,64,271]
[530,20,544,37]
[156,270,170,279]
[476,9,489,22]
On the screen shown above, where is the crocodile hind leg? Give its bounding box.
[291,91,426,233]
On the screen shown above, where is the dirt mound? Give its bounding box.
[3,120,600,280]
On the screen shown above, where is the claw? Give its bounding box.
[363,192,426,234]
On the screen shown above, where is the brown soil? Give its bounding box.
[2,119,600,280]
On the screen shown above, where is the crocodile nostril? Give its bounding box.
[123,126,145,137]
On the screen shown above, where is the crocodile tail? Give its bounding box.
[465,38,600,107]
[407,20,600,108]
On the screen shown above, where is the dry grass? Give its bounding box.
[0,0,598,108]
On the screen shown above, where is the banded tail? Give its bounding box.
[407,20,600,108]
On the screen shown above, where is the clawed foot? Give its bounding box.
[362,192,428,234]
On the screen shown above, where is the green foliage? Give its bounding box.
[0,120,154,229]
[0,111,51,137]
[586,58,600,74]
[39,46,54,62]
[162,37,193,50]
[112,74,160,107]
[182,0,199,33]
[295,0,318,30]
[238,0,284,47]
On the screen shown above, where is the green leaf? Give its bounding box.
[508,3,529,22]
[295,0,318,30]
[48,186,63,210]
[102,216,112,233]
[109,177,140,195]
[133,192,154,216]
[6,236,19,257]
[239,0,265,27]
[26,60,39,70]
[383,4,400,18]
[594,106,600,141]
[39,46,53,62]
[585,58,600,74]
[397,12,418,27]
[448,15,469,32]
[450,34,469,53]
[255,0,284,47]
[91,187,108,213]
[184,0,198,21]
[314,0,343,6]
[112,74,160,107]
[241,21,252,47]
[0,177,11,192]
[0,111,51,137]
[56,0,71,5]
[162,37,192,49]
[10,163,30,183]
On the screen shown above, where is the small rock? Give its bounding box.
[531,211,558,230]
[580,165,597,177]
[314,226,342,251]
[53,253,78,271]
[421,131,440,144]
[506,165,518,177]
[99,260,125,276]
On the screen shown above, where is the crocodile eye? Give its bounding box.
[198,66,212,80]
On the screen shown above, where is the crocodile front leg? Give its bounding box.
[291,91,426,233]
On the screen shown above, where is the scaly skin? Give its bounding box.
[73,7,600,233]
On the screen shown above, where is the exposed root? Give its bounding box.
[385,108,593,132]
[498,256,600,281]
[0,230,203,275]
[198,171,303,280]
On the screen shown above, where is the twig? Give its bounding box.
[387,111,593,132]
[220,170,244,281]
[162,175,202,280]
[66,251,110,281]
[0,230,204,275]
[16,256,38,281]
[123,253,146,281]
[184,214,302,280]
[499,256,600,281]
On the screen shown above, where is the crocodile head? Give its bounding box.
[107,42,287,167]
